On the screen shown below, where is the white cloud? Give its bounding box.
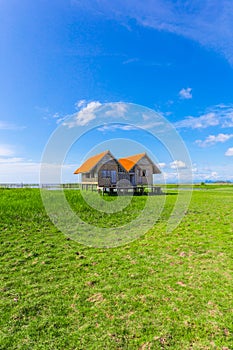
[97,123,137,132]
[196,133,233,147]
[105,102,128,117]
[52,113,67,125]
[75,99,87,109]
[156,162,233,183]
[63,101,102,127]
[210,104,233,127]
[0,160,41,183]
[75,101,102,126]
[0,121,25,130]
[142,113,151,121]
[192,166,198,173]
[211,171,218,178]
[52,113,60,119]
[158,162,166,168]
[175,104,233,129]
[61,101,129,128]
[0,159,78,184]
[155,168,192,183]
[122,57,170,67]
[170,160,187,169]
[179,87,192,100]
[40,163,78,184]
[187,162,233,182]
[123,58,140,65]
[73,0,233,65]
[175,112,219,129]
[0,145,15,157]
[0,157,23,163]
[138,120,167,130]
[0,122,13,130]
[225,147,233,156]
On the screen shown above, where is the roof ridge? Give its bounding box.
[73,149,111,174]
[118,152,147,172]
[118,152,146,160]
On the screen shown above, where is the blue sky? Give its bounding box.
[1,0,233,183]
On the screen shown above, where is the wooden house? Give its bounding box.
[74,150,161,188]
[118,153,161,185]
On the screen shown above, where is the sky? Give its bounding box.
[1,0,233,183]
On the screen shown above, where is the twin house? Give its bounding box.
[74,150,161,188]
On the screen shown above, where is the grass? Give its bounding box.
[0,187,232,349]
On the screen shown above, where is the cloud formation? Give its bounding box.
[175,104,233,129]
[97,124,137,132]
[225,147,233,156]
[175,112,219,129]
[63,101,130,128]
[179,88,192,100]
[105,102,128,118]
[170,160,187,169]
[0,145,15,157]
[158,162,166,169]
[0,157,23,163]
[0,121,25,130]
[73,0,233,65]
[64,101,102,127]
[196,133,233,147]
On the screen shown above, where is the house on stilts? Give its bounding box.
[74,150,162,194]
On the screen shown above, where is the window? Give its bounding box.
[102,170,107,178]
[111,170,116,183]
[118,165,125,173]
[101,170,111,178]
[85,173,90,178]
[142,170,147,176]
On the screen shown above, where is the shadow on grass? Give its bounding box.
[163,192,178,196]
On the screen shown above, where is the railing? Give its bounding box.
[0,183,80,189]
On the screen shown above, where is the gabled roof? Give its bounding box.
[74,150,111,174]
[118,153,146,172]
[74,151,161,174]
[118,152,161,174]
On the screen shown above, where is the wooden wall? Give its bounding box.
[81,154,155,187]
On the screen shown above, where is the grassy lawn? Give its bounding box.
[0,188,232,349]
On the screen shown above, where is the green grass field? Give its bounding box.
[0,187,232,349]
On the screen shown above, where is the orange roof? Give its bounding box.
[74,150,110,174]
[118,153,146,172]
[74,151,161,174]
